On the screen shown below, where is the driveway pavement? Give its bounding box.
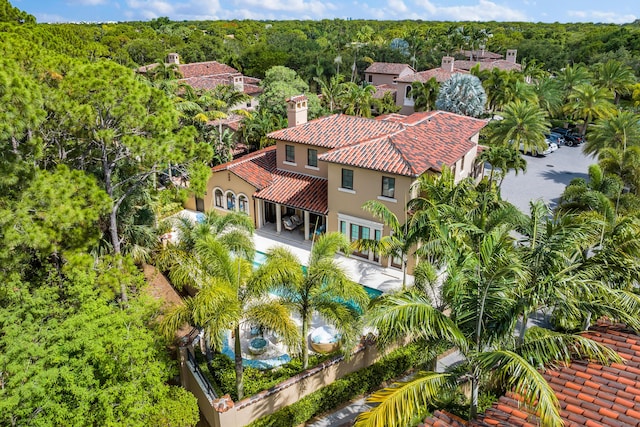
[499,144,595,212]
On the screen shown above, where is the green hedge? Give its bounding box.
[247,343,422,427]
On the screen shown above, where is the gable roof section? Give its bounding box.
[454,59,521,72]
[365,62,415,75]
[421,321,640,427]
[266,114,404,149]
[177,61,238,79]
[397,68,469,84]
[210,145,328,214]
[212,145,276,189]
[254,172,328,214]
[320,111,486,177]
[179,75,262,95]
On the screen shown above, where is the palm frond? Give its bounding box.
[354,372,451,427]
[476,350,562,427]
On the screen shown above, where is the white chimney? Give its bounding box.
[286,95,308,128]
[167,53,180,64]
[441,56,454,72]
[506,49,517,64]
[233,75,244,93]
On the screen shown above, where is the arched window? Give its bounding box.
[214,189,223,208]
[238,195,248,214]
[405,85,412,99]
[226,192,236,210]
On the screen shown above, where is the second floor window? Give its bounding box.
[307,149,318,167]
[341,168,353,190]
[382,176,395,198]
[285,145,295,163]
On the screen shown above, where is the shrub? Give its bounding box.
[247,343,423,427]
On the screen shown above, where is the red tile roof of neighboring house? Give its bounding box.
[454,60,521,72]
[421,321,640,427]
[397,68,469,84]
[177,61,239,79]
[461,49,503,60]
[179,75,262,95]
[319,111,486,176]
[208,113,246,132]
[373,84,397,99]
[254,171,328,214]
[210,145,328,214]
[365,62,415,75]
[266,114,405,149]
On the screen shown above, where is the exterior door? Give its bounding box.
[195,197,205,212]
[264,202,276,223]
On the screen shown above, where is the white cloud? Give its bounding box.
[35,13,70,23]
[567,10,636,24]
[413,0,528,21]
[389,0,408,13]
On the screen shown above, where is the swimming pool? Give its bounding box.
[253,251,383,299]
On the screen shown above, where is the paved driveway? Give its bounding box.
[498,144,595,212]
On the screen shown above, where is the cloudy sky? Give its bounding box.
[15,0,637,24]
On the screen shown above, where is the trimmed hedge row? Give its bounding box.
[247,343,422,427]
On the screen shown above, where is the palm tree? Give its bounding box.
[342,82,376,118]
[410,78,439,112]
[556,164,621,222]
[158,211,299,400]
[598,146,640,196]
[594,59,636,105]
[353,200,415,289]
[314,74,348,112]
[355,199,619,427]
[478,145,527,191]
[532,77,564,118]
[250,232,369,369]
[584,110,640,156]
[555,63,592,100]
[566,84,615,136]
[488,101,550,156]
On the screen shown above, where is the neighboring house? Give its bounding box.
[396,50,521,115]
[364,62,415,86]
[364,62,415,106]
[186,95,487,274]
[138,53,262,111]
[421,321,640,427]
[396,56,468,115]
[453,49,521,73]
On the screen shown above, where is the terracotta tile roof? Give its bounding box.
[210,145,327,213]
[266,114,404,149]
[178,75,262,95]
[212,145,276,189]
[461,49,503,60]
[365,62,415,75]
[319,111,486,176]
[373,84,397,99]
[254,171,328,214]
[397,68,469,84]
[422,321,640,427]
[454,60,521,72]
[420,410,469,427]
[208,113,245,132]
[287,94,308,103]
[177,61,238,79]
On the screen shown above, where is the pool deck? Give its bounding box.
[253,226,412,294]
[176,209,412,294]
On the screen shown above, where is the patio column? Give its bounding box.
[304,211,310,240]
[275,203,282,233]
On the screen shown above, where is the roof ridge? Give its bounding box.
[212,146,275,171]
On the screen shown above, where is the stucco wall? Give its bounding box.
[365,72,398,86]
[275,141,330,178]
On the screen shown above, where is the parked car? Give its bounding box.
[518,140,558,156]
[550,127,583,146]
[545,132,565,146]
